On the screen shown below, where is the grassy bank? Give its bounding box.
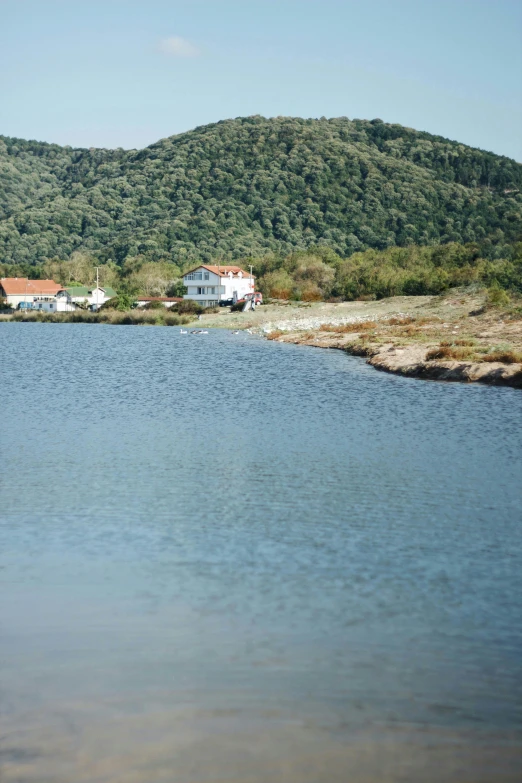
[0,309,191,326]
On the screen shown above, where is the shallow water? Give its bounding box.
[1,323,521,782]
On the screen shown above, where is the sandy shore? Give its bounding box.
[199,290,522,388]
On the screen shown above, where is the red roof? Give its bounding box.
[0,278,62,296]
[184,265,255,278]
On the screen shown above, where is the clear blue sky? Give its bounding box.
[1,0,521,159]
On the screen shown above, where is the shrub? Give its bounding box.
[177,299,204,315]
[300,285,323,302]
[100,293,133,312]
[142,300,167,310]
[261,270,294,300]
[486,285,511,308]
[164,313,190,326]
[230,301,245,312]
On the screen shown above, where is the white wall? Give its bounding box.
[5,294,37,308]
[135,300,177,308]
[32,301,57,312]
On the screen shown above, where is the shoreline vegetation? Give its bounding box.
[0,309,192,326]
[2,286,521,388]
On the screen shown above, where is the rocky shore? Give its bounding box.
[202,289,522,388]
[275,332,522,387]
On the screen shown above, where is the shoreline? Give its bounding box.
[2,290,521,388]
[273,332,522,388]
[218,290,521,389]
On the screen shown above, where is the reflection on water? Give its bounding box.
[0,323,521,782]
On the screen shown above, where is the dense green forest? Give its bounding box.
[1,116,521,270]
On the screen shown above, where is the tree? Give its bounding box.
[100,293,134,311]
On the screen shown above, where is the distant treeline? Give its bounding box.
[254,241,522,301]
[1,241,521,303]
[1,116,521,267]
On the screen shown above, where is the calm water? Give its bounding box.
[1,323,521,783]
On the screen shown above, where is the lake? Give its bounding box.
[1,323,521,782]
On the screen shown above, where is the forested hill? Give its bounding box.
[1,116,521,266]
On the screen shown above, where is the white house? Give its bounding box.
[32,298,75,313]
[0,278,62,308]
[62,286,117,310]
[182,265,255,307]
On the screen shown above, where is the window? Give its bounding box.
[203,272,210,280]
[185,272,203,281]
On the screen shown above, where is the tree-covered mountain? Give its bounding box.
[1,116,521,267]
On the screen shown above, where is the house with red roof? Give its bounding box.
[0,278,62,309]
[182,265,255,308]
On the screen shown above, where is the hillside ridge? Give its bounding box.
[1,116,521,266]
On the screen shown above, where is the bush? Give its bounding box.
[142,300,166,310]
[177,299,204,315]
[486,285,511,308]
[99,293,133,312]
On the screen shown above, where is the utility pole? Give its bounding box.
[95,267,99,311]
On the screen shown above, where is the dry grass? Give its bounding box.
[482,350,522,364]
[267,329,285,340]
[426,344,476,361]
[397,325,422,337]
[386,316,415,325]
[319,320,377,333]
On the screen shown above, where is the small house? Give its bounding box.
[65,286,117,310]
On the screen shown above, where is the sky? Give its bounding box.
[1,0,521,159]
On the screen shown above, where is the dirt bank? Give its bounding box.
[201,290,522,388]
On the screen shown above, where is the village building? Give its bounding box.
[182,265,255,307]
[134,296,183,309]
[63,285,117,310]
[0,278,62,309]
